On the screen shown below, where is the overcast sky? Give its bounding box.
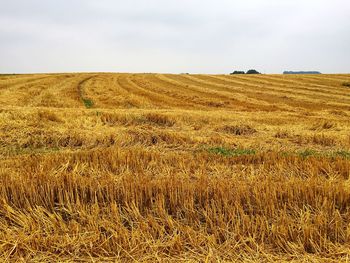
[0,0,349,74]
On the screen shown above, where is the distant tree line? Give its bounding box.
[283,71,321,74]
[230,69,261,75]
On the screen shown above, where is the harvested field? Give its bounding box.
[1,73,350,262]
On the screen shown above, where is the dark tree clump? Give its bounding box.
[246,69,261,74]
[230,71,245,75]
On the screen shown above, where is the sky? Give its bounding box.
[0,0,349,74]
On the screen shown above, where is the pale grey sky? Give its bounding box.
[0,0,349,74]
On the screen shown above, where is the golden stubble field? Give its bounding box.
[1,73,350,262]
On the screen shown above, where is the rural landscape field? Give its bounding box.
[1,73,350,262]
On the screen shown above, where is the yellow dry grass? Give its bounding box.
[1,72,350,262]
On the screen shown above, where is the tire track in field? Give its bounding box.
[212,75,350,105]
[76,74,98,108]
[217,74,348,101]
[29,74,95,108]
[267,74,350,93]
[139,74,205,109]
[146,74,245,109]
[80,74,149,109]
[253,75,350,97]
[291,74,350,84]
[117,74,168,108]
[158,74,257,110]
[114,74,154,108]
[0,75,70,107]
[0,75,53,90]
[185,74,350,111]
[289,75,350,90]
[89,74,134,108]
[166,74,282,111]
[178,74,321,111]
[203,74,317,99]
[127,74,198,108]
